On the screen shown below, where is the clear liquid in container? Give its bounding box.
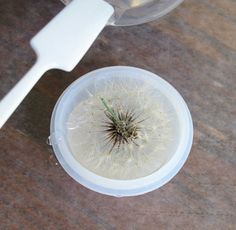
[66,74,179,180]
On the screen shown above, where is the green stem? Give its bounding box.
[100,97,118,120]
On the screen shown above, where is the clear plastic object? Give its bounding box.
[60,0,183,26]
[49,66,193,197]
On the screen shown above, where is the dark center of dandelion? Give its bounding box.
[115,116,138,138]
[100,97,142,153]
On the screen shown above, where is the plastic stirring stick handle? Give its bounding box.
[0,60,50,128]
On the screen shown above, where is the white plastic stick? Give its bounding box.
[0,60,50,128]
[0,0,114,128]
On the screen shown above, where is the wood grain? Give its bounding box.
[0,0,235,229]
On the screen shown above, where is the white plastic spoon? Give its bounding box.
[0,0,114,128]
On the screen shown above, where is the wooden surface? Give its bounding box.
[1,0,236,229]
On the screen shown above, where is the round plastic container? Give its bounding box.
[60,0,183,26]
[50,66,193,197]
